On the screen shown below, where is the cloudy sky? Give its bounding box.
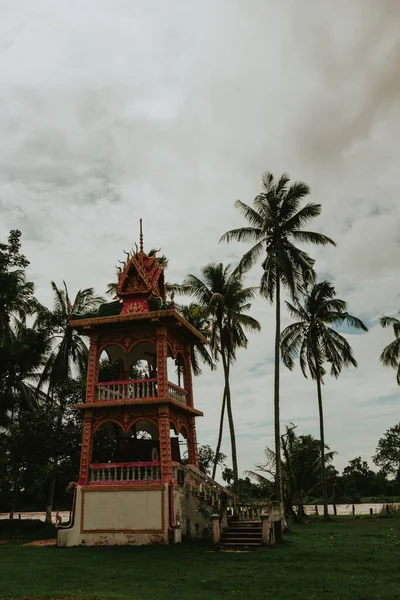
[1,0,400,476]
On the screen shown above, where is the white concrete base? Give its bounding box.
[58,484,169,547]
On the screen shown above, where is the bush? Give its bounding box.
[0,519,56,541]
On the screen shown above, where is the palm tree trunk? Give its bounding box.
[274,272,283,504]
[221,350,238,503]
[45,474,56,525]
[316,372,329,519]
[9,472,20,520]
[212,386,227,480]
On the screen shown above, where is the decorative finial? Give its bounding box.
[139,218,143,252]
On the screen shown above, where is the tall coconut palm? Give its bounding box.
[280,281,367,518]
[179,263,261,492]
[37,281,104,393]
[379,314,400,383]
[220,172,335,505]
[176,303,215,376]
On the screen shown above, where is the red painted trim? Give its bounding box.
[96,378,157,387]
[90,461,161,468]
[86,479,162,486]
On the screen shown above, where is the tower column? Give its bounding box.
[156,327,168,398]
[158,405,172,482]
[85,334,99,403]
[187,416,199,468]
[183,346,194,407]
[79,410,93,485]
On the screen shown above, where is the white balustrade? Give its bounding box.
[89,462,161,484]
[95,379,157,402]
[167,382,187,404]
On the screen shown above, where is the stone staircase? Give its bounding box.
[219,519,263,551]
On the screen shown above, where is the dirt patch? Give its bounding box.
[23,539,57,547]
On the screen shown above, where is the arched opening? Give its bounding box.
[89,419,161,484]
[117,419,160,463]
[98,350,123,382]
[169,422,188,464]
[96,342,158,401]
[128,342,157,380]
[92,421,124,463]
[167,349,185,388]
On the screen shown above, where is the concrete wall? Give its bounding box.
[174,487,211,540]
[58,484,169,547]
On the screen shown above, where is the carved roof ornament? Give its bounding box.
[116,219,166,309]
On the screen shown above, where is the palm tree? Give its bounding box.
[220,172,335,506]
[178,263,261,492]
[379,314,400,383]
[37,281,104,393]
[280,280,367,518]
[247,425,337,520]
[176,303,215,376]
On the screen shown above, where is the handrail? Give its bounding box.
[90,461,160,469]
[57,483,77,530]
[167,382,187,394]
[96,378,157,387]
[175,463,234,497]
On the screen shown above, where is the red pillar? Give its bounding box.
[156,327,168,398]
[79,411,93,485]
[183,346,194,407]
[187,416,199,468]
[85,334,99,403]
[158,405,172,482]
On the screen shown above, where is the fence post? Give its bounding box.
[315,505,319,516]
[370,508,373,515]
[352,505,355,516]
[261,513,271,545]
[333,504,337,516]
[211,514,220,544]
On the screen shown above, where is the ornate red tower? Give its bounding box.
[58,224,207,546]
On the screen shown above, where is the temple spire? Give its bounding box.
[139,218,143,253]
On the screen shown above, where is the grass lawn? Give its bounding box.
[1,516,399,600]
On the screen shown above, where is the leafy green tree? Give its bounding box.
[373,423,400,478]
[247,426,336,519]
[220,172,335,505]
[0,230,48,422]
[222,468,273,501]
[280,281,367,518]
[2,378,83,522]
[197,445,227,476]
[179,263,261,492]
[340,457,384,501]
[37,281,103,393]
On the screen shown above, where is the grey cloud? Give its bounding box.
[1,0,399,475]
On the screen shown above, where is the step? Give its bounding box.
[222,539,261,544]
[221,530,262,539]
[222,529,262,536]
[219,542,261,550]
[228,521,261,527]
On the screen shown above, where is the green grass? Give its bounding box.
[1,517,400,600]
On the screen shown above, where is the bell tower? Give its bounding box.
[58,223,206,546]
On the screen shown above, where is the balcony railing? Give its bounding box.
[167,382,187,404]
[94,378,187,404]
[89,462,161,484]
[96,379,157,402]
